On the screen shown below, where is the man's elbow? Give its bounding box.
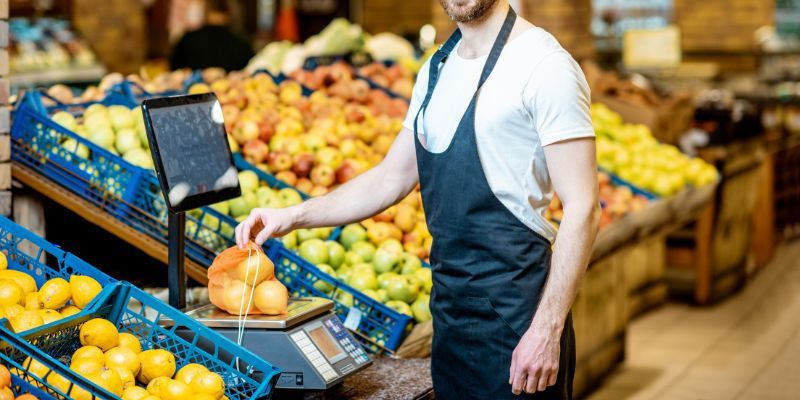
[563,197,600,234]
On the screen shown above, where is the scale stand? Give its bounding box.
[168,212,187,309]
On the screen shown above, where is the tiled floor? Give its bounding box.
[586,240,800,400]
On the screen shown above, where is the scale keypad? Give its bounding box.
[325,318,370,365]
[290,331,340,382]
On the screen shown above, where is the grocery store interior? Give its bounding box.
[1,0,799,399]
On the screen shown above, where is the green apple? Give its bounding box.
[352,263,375,276]
[313,264,336,294]
[298,238,329,265]
[335,291,354,308]
[343,251,364,267]
[257,187,284,209]
[399,253,422,275]
[411,294,431,323]
[228,196,250,218]
[362,289,380,301]
[278,188,303,207]
[385,300,413,317]
[376,289,389,303]
[413,268,433,294]
[238,170,260,193]
[351,241,376,263]
[51,111,78,131]
[314,227,333,239]
[296,228,319,243]
[243,192,258,211]
[210,201,230,216]
[378,272,399,290]
[372,249,399,274]
[282,230,298,250]
[385,276,419,304]
[378,239,404,255]
[326,241,346,269]
[340,224,367,250]
[348,270,378,291]
[337,265,353,283]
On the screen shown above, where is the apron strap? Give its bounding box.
[477,7,516,89]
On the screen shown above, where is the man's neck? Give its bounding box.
[456,1,510,59]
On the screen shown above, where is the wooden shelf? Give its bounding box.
[12,162,209,284]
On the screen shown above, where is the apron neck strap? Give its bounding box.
[477,7,516,89]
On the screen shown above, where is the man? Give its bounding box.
[236,0,599,397]
[170,0,254,72]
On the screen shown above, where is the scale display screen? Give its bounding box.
[307,325,345,363]
[142,93,240,212]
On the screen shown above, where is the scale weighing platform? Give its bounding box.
[164,297,372,390]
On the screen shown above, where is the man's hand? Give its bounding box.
[509,325,562,394]
[235,207,297,248]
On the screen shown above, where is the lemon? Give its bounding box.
[118,332,143,354]
[105,346,141,375]
[38,277,71,309]
[46,372,72,396]
[175,363,209,385]
[111,366,135,390]
[161,379,194,400]
[70,385,93,400]
[38,309,62,324]
[24,292,41,310]
[138,349,176,384]
[60,305,81,317]
[0,280,23,306]
[70,358,103,376]
[0,252,7,269]
[10,310,43,332]
[192,371,225,399]
[141,396,161,400]
[194,394,219,400]
[70,275,102,309]
[0,270,36,293]
[122,386,149,400]
[21,356,50,381]
[88,367,123,396]
[79,318,119,351]
[1,304,23,319]
[72,345,105,363]
[146,376,171,396]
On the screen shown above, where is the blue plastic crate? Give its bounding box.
[599,167,659,200]
[16,281,281,400]
[264,241,413,353]
[0,215,116,289]
[11,373,55,400]
[232,153,310,199]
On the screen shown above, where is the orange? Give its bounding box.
[105,346,141,375]
[0,365,9,387]
[192,371,225,399]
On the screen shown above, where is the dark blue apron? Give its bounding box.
[413,8,575,399]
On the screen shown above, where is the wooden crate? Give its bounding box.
[620,235,668,320]
[773,137,800,239]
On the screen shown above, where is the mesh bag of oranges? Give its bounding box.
[207,242,288,315]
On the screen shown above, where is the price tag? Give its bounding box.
[343,307,362,331]
[623,26,682,69]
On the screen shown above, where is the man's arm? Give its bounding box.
[235,128,418,247]
[510,137,600,395]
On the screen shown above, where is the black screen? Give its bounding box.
[143,94,240,212]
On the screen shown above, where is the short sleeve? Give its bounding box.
[524,51,595,147]
[402,58,432,133]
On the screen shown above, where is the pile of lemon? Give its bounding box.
[0,252,103,333]
[19,317,226,400]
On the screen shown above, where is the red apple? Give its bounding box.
[258,120,275,142]
[232,120,259,143]
[242,140,269,164]
[335,159,362,184]
[292,153,315,178]
[275,170,298,186]
[221,105,240,125]
[267,151,292,172]
[295,178,314,194]
[344,105,366,124]
[309,185,330,197]
[310,164,335,187]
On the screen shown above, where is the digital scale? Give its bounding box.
[142,94,373,391]
[165,297,372,390]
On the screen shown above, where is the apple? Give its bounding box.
[295,178,314,194]
[233,120,260,143]
[399,253,422,275]
[376,289,389,303]
[123,148,153,168]
[267,151,292,172]
[378,272,399,290]
[302,134,327,154]
[403,231,423,246]
[275,171,298,186]
[367,222,402,246]
[411,294,431,323]
[373,205,397,223]
[344,104,366,124]
[340,224,367,250]
[348,270,378,291]
[256,187,284,209]
[89,128,115,150]
[61,138,90,159]
[351,241,376,263]
[384,300,413,317]
[243,140,269,164]
[299,238,329,265]
[292,153,315,178]
[309,186,329,197]
[362,289,380,301]
[238,170,260,193]
[335,291,354,308]
[229,196,250,218]
[372,249,400,274]
[278,188,303,206]
[315,147,344,170]
[326,241,346,269]
[296,228,319,243]
[244,192,258,211]
[379,239,404,255]
[281,230,298,250]
[343,251,364,267]
[385,275,419,303]
[339,139,358,158]
[413,268,433,294]
[311,164,335,187]
[284,136,304,156]
[221,104,240,125]
[114,128,141,155]
[210,201,230,216]
[83,103,108,119]
[404,242,428,259]
[394,204,417,233]
[108,106,134,130]
[51,111,78,131]
[313,264,337,294]
[371,134,393,156]
[335,159,362,184]
[258,120,276,142]
[84,112,112,132]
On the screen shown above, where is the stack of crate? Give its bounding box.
[0,0,9,217]
[72,0,146,74]
[674,0,774,53]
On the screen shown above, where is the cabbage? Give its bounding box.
[246,41,293,74]
[365,33,415,61]
[280,45,308,75]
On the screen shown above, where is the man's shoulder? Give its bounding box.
[506,27,572,67]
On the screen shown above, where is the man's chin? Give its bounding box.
[440,0,499,23]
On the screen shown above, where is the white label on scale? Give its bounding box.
[343,308,362,331]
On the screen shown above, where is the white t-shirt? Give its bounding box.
[403,27,594,243]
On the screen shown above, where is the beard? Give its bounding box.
[439,0,500,23]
